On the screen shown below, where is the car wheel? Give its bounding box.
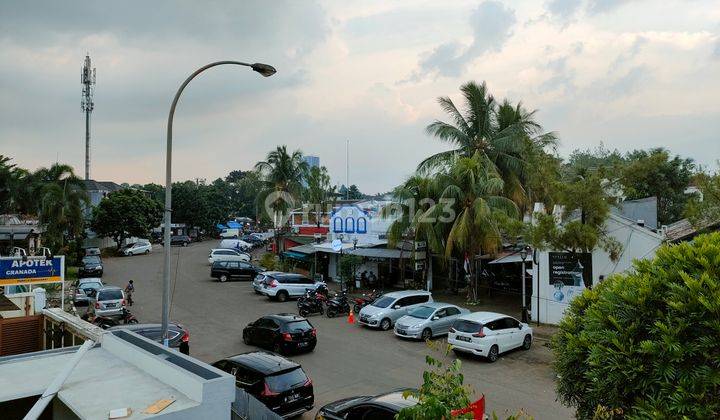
[145,249,150,254]
[182,242,188,247]
[128,318,139,324]
[380,318,392,331]
[487,345,499,363]
[276,291,289,302]
[299,309,309,317]
[353,303,361,313]
[326,308,336,318]
[219,274,228,283]
[522,334,532,350]
[421,328,432,341]
[243,333,251,345]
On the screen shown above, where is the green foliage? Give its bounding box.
[685,168,720,227]
[552,232,720,419]
[347,184,363,199]
[396,342,473,420]
[91,189,162,249]
[259,253,277,271]
[255,145,308,227]
[339,254,363,282]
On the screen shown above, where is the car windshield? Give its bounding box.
[83,256,101,264]
[285,320,313,332]
[265,368,308,392]
[453,319,482,333]
[408,305,436,319]
[98,290,123,301]
[122,243,135,249]
[82,282,101,290]
[371,296,395,308]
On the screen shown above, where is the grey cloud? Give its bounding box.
[545,0,583,23]
[404,1,516,81]
[540,56,576,94]
[586,0,636,15]
[606,65,647,96]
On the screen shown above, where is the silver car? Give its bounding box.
[252,271,281,294]
[394,302,470,341]
[94,286,126,317]
[358,290,433,330]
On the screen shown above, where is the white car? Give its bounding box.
[261,273,326,302]
[448,312,533,362]
[358,290,433,330]
[122,240,152,256]
[252,271,282,294]
[208,248,251,264]
[218,239,252,252]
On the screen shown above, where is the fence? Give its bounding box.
[231,387,282,420]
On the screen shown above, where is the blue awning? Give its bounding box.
[227,221,242,229]
[282,251,310,261]
[216,223,227,230]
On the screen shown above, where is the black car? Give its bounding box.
[213,351,314,418]
[316,389,418,420]
[108,323,190,355]
[241,235,263,246]
[79,255,103,278]
[169,235,191,246]
[211,261,264,282]
[243,314,316,354]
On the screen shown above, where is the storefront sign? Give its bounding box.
[548,252,592,304]
[0,256,64,287]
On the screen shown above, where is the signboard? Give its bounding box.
[331,239,343,252]
[548,252,592,286]
[0,256,64,287]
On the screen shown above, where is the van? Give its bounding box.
[219,228,240,239]
[219,239,252,251]
[358,290,433,330]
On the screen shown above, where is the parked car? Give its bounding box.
[79,255,103,278]
[261,273,327,302]
[219,227,241,239]
[394,302,469,341]
[83,246,101,256]
[169,235,192,246]
[108,323,190,355]
[122,240,152,256]
[219,239,253,252]
[75,278,104,301]
[241,235,263,246]
[208,248,250,264]
[212,351,314,418]
[93,286,126,318]
[358,290,433,331]
[242,313,317,354]
[211,261,265,282]
[448,311,533,362]
[316,389,418,420]
[253,271,282,294]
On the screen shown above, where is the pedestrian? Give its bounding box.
[360,271,368,287]
[125,280,135,306]
[368,271,377,287]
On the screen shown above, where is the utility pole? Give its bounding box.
[346,139,349,200]
[81,54,96,180]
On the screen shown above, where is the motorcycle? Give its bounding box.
[298,291,325,317]
[92,308,139,329]
[352,289,382,313]
[325,291,351,318]
[297,284,329,308]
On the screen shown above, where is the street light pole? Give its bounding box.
[520,246,529,323]
[162,61,275,345]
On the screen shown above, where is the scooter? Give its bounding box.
[326,292,351,318]
[352,289,382,313]
[297,284,329,308]
[298,292,325,317]
[92,308,139,329]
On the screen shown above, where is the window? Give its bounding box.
[452,319,482,333]
[239,262,251,269]
[333,217,343,233]
[403,294,429,306]
[500,318,520,329]
[446,307,461,316]
[215,261,228,267]
[236,367,262,386]
[357,217,368,233]
[257,318,279,329]
[345,217,355,233]
[371,296,394,308]
[295,276,312,285]
[228,262,240,269]
[484,319,502,331]
[265,367,308,392]
[434,309,448,318]
[98,289,123,301]
[285,320,313,332]
[346,405,396,420]
[394,297,411,308]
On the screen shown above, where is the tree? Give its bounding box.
[620,148,694,225]
[347,184,363,199]
[562,144,625,182]
[91,189,162,249]
[685,168,720,226]
[304,166,336,225]
[172,180,213,232]
[255,146,308,228]
[552,232,720,419]
[419,81,557,206]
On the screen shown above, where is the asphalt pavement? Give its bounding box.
[101,241,573,419]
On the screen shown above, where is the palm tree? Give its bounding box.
[32,164,88,250]
[255,146,309,229]
[305,165,336,226]
[419,81,557,207]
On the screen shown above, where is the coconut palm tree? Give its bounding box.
[419,81,557,207]
[254,146,309,229]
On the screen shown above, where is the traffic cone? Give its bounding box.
[347,308,355,324]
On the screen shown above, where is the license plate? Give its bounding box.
[286,393,300,402]
[106,303,116,308]
[456,335,471,342]
[397,330,406,335]
[297,342,308,347]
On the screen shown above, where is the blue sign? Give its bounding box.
[0,256,64,286]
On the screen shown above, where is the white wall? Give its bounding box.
[530,215,664,325]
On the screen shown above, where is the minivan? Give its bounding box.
[262,273,326,302]
[219,239,252,252]
[219,228,241,239]
[94,286,126,317]
[358,290,433,330]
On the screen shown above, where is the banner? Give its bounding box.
[0,256,64,287]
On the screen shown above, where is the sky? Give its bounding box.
[1,0,719,194]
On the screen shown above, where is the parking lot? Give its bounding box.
[101,241,572,419]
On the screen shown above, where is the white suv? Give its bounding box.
[448,312,533,362]
[358,290,433,330]
[208,248,250,264]
[262,273,326,302]
[122,240,152,256]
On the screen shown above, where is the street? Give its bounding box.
[102,241,573,419]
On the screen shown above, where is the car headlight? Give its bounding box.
[407,324,421,331]
[95,266,102,270]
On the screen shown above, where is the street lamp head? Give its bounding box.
[520,248,528,261]
[251,63,276,77]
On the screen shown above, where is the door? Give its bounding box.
[226,261,241,278]
[494,318,518,352]
[256,318,279,347]
[503,317,523,349]
[293,276,314,296]
[433,307,452,334]
[442,307,462,334]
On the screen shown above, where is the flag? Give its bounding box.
[451,395,485,419]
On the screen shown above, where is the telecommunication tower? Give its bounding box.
[81,54,96,180]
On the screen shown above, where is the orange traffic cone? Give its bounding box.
[347,308,355,324]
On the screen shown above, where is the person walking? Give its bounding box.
[125,280,135,306]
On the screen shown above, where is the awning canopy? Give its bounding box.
[226,221,242,229]
[488,251,530,264]
[282,251,310,261]
[346,248,405,259]
[287,244,318,255]
[215,223,227,230]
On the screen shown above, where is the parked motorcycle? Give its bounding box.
[298,292,325,317]
[325,292,351,318]
[297,284,329,308]
[92,308,139,329]
[352,289,382,313]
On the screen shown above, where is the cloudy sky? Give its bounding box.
[1,0,719,193]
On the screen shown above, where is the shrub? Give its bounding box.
[552,232,720,419]
[259,253,277,271]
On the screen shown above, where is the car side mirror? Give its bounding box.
[393,305,401,309]
[518,325,523,329]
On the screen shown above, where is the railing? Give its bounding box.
[231,387,282,420]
